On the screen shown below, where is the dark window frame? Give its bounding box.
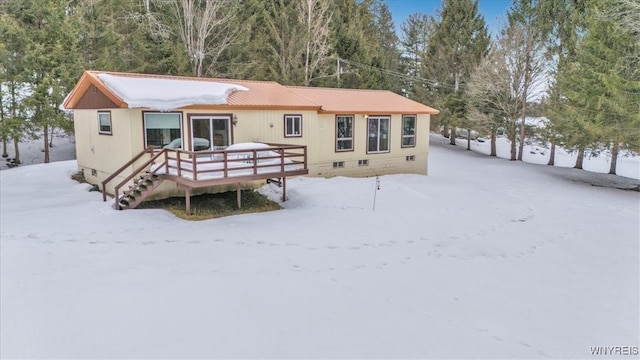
[142,111,183,149]
[366,115,391,154]
[284,114,303,138]
[402,114,417,148]
[97,111,112,135]
[335,114,354,152]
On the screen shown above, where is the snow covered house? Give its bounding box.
[63,71,438,210]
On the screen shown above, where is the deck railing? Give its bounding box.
[157,143,307,182]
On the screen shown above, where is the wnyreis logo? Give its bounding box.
[590,346,639,356]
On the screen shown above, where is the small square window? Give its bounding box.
[98,112,112,135]
[406,155,415,161]
[333,161,344,168]
[284,115,302,137]
[358,159,369,166]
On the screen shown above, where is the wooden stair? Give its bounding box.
[117,172,164,210]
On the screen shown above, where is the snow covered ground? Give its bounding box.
[1,134,638,358]
[456,134,640,180]
[0,132,76,171]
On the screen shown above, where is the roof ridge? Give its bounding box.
[286,85,393,93]
[89,70,281,85]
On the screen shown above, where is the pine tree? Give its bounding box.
[400,13,435,103]
[3,0,83,163]
[427,0,490,145]
[555,1,640,174]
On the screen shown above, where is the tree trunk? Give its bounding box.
[574,146,585,169]
[510,138,517,160]
[547,140,556,166]
[466,129,471,150]
[44,125,50,163]
[490,129,497,157]
[609,142,619,175]
[49,126,55,147]
[450,72,460,146]
[13,138,20,165]
[517,114,526,161]
[443,124,449,138]
[0,83,6,158]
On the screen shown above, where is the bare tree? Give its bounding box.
[158,0,238,77]
[469,24,539,160]
[298,0,331,86]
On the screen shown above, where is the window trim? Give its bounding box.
[186,113,234,151]
[284,114,302,138]
[366,115,391,154]
[335,114,355,152]
[97,111,112,135]
[402,114,417,148]
[142,111,183,149]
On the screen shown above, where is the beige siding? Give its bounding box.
[309,113,430,177]
[74,109,136,192]
[74,107,430,200]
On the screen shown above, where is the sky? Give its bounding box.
[386,0,513,37]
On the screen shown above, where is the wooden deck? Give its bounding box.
[102,143,308,212]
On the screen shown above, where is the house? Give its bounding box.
[63,71,438,210]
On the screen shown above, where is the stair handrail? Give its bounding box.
[113,149,168,208]
[101,146,155,201]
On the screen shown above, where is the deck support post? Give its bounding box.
[236,183,241,208]
[282,177,287,202]
[185,187,191,215]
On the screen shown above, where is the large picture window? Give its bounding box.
[284,115,302,137]
[98,111,112,135]
[144,112,182,149]
[402,115,416,147]
[367,116,390,153]
[336,115,353,151]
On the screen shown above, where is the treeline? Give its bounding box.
[1,0,638,174]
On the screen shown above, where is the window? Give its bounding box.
[144,112,182,148]
[284,115,302,137]
[336,115,354,151]
[406,155,415,161]
[191,116,231,151]
[402,115,416,147]
[333,161,344,168]
[367,116,390,153]
[98,111,112,135]
[358,159,369,166]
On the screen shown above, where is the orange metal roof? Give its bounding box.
[64,71,438,115]
[287,86,439,115]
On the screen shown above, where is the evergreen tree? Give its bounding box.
[427,0,490,145]
[555,0,640,174]
[400,13,435,103]
[1,0,82,164]
[537,0,585,166]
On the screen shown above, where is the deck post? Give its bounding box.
[236,183,241,208]
[282,177,287,202]
[185,187,191,215]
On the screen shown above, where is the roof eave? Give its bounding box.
[63,71,128,109]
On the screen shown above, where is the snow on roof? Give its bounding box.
[96,73,248,111]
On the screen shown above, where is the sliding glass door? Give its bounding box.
[190,116,231,151]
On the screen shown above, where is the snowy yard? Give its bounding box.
[1,134,638,358]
